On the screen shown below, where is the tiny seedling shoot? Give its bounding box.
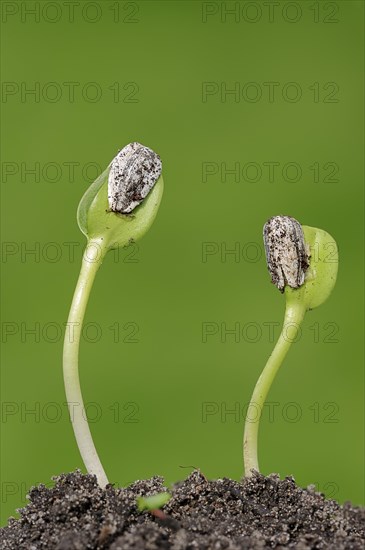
[243,215,338,477]
[137,492,171,513]
[63,142,163,488]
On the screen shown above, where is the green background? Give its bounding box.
[1,0,364,525]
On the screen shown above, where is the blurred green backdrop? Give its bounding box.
[1,0,364,524]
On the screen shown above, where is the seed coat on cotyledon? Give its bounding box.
[108,142,162,214]
[263,215,310,293]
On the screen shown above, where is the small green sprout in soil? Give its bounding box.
[137,492,171,512]
[243,215,338,476]
[63,142,163,488]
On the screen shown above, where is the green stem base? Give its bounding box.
[243,299,306,477]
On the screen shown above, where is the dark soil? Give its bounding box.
[1,470,364,549]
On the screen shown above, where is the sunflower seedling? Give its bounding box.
[63,142,163,488]
[137,492,171,512]
[243,215,338,476]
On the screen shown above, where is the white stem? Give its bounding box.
[63,238,109,487]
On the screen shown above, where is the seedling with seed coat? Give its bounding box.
[243,215,338,476]
[63,142,163,488]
